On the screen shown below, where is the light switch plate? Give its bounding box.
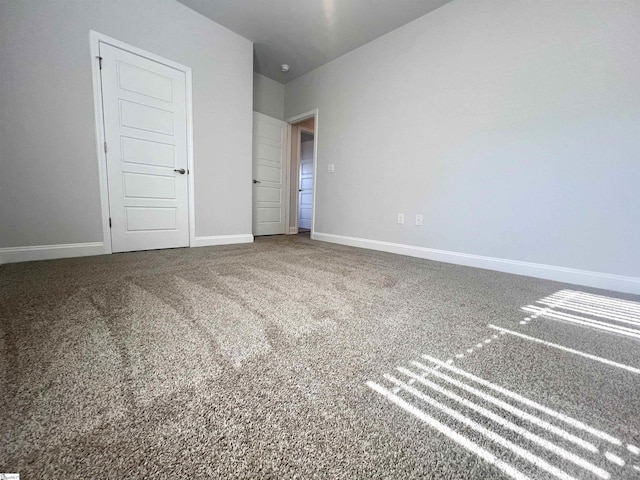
[327,164,335,173]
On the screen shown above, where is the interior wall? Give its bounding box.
[295,118,315,131]
[0,0,253,249]
[253,73,285,120]
[285,0,640,279]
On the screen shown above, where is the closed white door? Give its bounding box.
[252,112,287,236]
[298,133,314,230]
[100,43,189,253]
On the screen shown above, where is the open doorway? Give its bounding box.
[287,111,317,237]
[298,131,314,234]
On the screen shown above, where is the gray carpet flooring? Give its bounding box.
[1,234,639,479]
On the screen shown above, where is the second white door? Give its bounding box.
[100,42,189,253]
[298,132,314,230]
[252,112,288,236]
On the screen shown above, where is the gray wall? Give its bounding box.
[285,0,640,277]
[0,0,253,247]
[253,73,285,120]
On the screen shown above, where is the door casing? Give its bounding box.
[286,109,319,238]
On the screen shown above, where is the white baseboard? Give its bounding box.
[0,235,255,264]
[288,227,298,234]
[0,242,105,265]
[313,232,640,295]
[193,234,254,248]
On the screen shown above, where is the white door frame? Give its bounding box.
[286,109,319,239]
[89,30,195,254]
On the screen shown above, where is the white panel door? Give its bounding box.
[252,112,287,236]
[100,42,189,253]
[298,134,314,230]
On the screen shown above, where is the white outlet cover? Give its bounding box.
[416,214,424,226]
[327,163,335,173]
[397,213,404,224]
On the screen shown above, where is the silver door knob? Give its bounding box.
[253,179,261,184]
[174,168,186,174]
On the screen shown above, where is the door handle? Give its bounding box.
[174,168,186,174]
[299,189,302,192]
[253,179,261,184]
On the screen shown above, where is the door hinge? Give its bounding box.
[104,141,107,154]
[97,56,103,70]
[109,217,112,228]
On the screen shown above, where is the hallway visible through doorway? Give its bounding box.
[287,111,316,236]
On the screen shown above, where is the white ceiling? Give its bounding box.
[177,0,453,83]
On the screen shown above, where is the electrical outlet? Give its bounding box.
[327,163,335,173]
[415,214,424,226]
[397,213,404,224]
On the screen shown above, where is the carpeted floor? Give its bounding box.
[1,234,639,479]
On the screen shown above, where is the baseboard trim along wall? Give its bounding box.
[0,242,105,265]
[193,234,254,248]
[0,235,255,265]
[312,232,640,295]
